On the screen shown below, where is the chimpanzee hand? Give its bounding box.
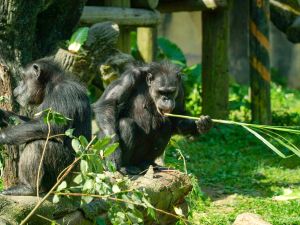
[195,115,213,134]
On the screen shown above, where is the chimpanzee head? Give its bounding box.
[146,61,181,116]
[13,58,61,107]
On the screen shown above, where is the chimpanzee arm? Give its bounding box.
[93,70,138,141]
[0,109,31,127]
[171,86,212,135]
[93,68,141,168]
[0,119,48,145]
[172,115,212,135]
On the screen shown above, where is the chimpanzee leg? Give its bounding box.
[118,118,139,165]
[1,141,72,196]
[118,118,148,174]
[1,143,42,196]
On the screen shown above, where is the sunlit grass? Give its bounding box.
[165,124,300,225]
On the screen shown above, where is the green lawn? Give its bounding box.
[165,124,300,224]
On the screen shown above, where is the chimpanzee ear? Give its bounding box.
[32,64,41,79]
[146,73,153,86]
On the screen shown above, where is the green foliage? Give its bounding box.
[157,37,186,64]
[67,27,89,53]
[36,108,72,125]
[54,133,156,224]
[0,96,8,104]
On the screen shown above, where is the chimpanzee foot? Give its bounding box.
[0,185,36,196]
[120,166,145,175]
[152,164,173,172]
[120,163,174,175]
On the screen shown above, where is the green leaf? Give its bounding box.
[82,195,93,204]
[104,143,119,158]
[79,135,89,148]
[96,217,107,225]
[80,159,89,174]
[73,174,83,184]
[72,139,82,153]
[157,37,186,64]
[83,179,94,191]
[53,195,60,204]
[56,181,67,192]
[174,206,184,216]
[242,125,287,158]
[65,129,75,138]
[68,27,89,53]
[126,212,143,223]
[112,184,121,193]
[93,137,112,150]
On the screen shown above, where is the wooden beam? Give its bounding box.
[157,0,227,13]
[80,6,160,27]
[249,0,271,124]
[137,27,157,62]
[202,6,230,119]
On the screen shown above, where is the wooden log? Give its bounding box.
[0,170,192,225]
[249,0,271,124]
[202,7,230,119]
[157,0,227,13]
[80,6,160,27]
[131,0,159,9]
[137,27,157,62]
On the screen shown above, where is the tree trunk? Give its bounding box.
[0,0,86,189]
[202,5,230,119]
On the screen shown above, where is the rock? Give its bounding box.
[233,213,272,225]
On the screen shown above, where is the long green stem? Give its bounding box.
[165,113,300,158]
[165,113,300,133]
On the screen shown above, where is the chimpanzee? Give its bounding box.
[93,61,212,174]
[0,58,91,195]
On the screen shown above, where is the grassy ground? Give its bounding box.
[164,83,300,225]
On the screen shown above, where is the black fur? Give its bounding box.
[0,58,91,195]
[93,61,212,174]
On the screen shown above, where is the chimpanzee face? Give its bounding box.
[147,71,180,116]
[13,63,44,107]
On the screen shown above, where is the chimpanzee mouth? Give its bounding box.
[157,108,172,116]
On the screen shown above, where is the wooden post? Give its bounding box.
[249,0,271,124]
[137,27,157,62]
[202,7,230,119]
[104,0,131,53]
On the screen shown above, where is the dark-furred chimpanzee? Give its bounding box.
[0,58,91,195]
[93,61,212,174]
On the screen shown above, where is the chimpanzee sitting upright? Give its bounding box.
[0,58,91,195]
[93,61,212,174]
